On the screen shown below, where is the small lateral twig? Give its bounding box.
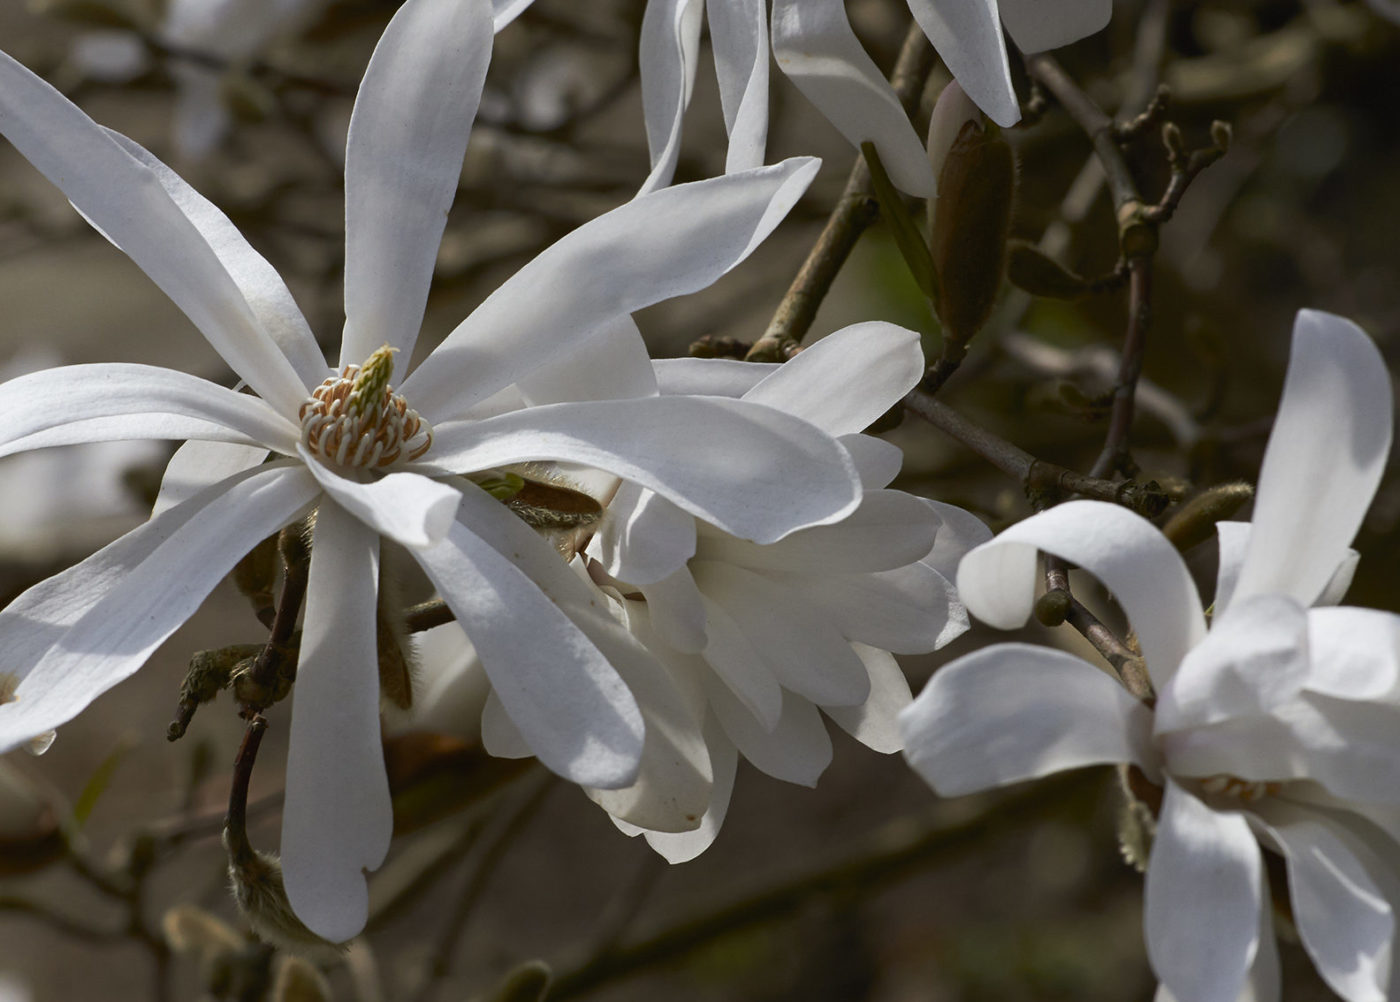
[224,715,269,868]
[239,527,311,717]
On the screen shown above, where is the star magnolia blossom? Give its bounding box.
[901,310,1400,1002]
[568,323,991,860]
[773,0,1112,194]
[0,0,866,942]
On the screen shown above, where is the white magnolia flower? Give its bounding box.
[773,0,1112,194]
[901,310,1400,1002]
[0,0,864,941]
[565,323,991,860]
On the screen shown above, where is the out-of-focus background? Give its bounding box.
[1,0,1398,999]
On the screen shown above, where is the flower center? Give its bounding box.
[1198,774,1281,802]
[299,345,432,468]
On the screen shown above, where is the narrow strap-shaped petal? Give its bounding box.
[340,0,494,365]
[704,676,833,786]
[402,158,819,420]
[708,0,769,172]
[899,644,1156,796]
[1214,519,1250,611]
[637,0,704,195]
[905,0,1019,127]
[653,356,779,397]
[516,316,658,406]
[771,0,935,194]
[153,441,269,516]
[1145,782,1263,1002]
[409,486,644,788]
[825,643,912,753]
[693,561,871,708]
[638,565,708,654]
[0,363,300,460]
[698,592,783,729]
[996,0,1112,53]
[281,505,392,943]
[1250,800,1395,1002]
[0,52,309,414]
[424,396,861,543]
[1153,873,1281,1002]
[102,130,328,387]
[742,322,925,434]
[1234,311,1392,608]
[957,500,1207,691]
[298,447,459,548]
[0,464,317,751]
[840,433,905,490]
[638,718,738,862]
[590,483,697,587]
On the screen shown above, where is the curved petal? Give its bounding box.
[591,483,697,586]
[957,500,1207,691]
[905,0,1019,127]
[922,499,994,581]
[1250,801,1394,1002]
[281,506,392,943]
[653,356,778,397]
[1214,520,1250,612]
[492,0,535,31]
[698,592,783,730]
[0,51,309,414]
[425,396,861,543]
[742,323,925,435]
[996,0,1112,53]
[481,689,533,759]
[1145,781,1262,1002]
[0,465,317,751]
[402,158,820,420]
[694,561,871,707]
[708,0,769,173]
[341,0,494,364]
[1234,311,1392,608]
[637,0,703,195]
[299,448,458,548]
[153,440,269,516]
[824,643,912,753]
[409,487,644,788]
[899,644,1156,796]
[640,718,738,862]
[705,673,833,786]
[516,315,658,406]
[1306,606,1400,700]
[0,364,299,460]
[638,565,708,654]
[840,433,905,489]
[101,130,328,386]
[1156,593,1310,734]
[1155,874,1282,1002]
[771,0,936,195]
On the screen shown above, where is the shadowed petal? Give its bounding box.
[591,482,696,586]
[153,441,269,516]
[281,506,392,943]
[299,447,458,548]
[637,0,703,194]
[705,675,833,786]
[997,0,1112,53]
[906,0,1018,126]
[825,643,912,753]
[341,0,494,364]
[708,0,769,173]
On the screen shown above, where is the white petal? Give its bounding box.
[101,130,327,387]
[638,565,709,654]
[1318,550,1360,606]
[425,396,861,543]
[996,0,1112,53]
[340,0,493,365]
[1156,593,1310,734]
[516,315,658,406]
[1250,801,1394,1002]
[922,499,994,581]
[1234,311,1392,607]
[641,719,738,862]
[281,507,392,943]
[824,643,912,753]
[905,0,1019,127]
[637,0,703,194]
[1306,606,1400,700]
[299,448,458,548]
[958,500,1207,691]
[705,673,832,786]
[899,644,1155,796]
[742,322,925,435]
[654,356,778,397]
[707,0,769,173]
[926,80,981,195]
[481,689,533,759]
[771,0,937,194]
[0,465,317,751]
[591,483,697,586]
[698,593,783,729]
[492,0,535,30]
[1145,781,1262,1002]
[1156,878,1282,1002]
[840,433,905,489]
[1214,520,1250,612]
[153,440,269,517]
[694,561,871,707]
[0,52,309,414]
[0,364,299,460]
[402,158,819,421]
[409,486,644,787]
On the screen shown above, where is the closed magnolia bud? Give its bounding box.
[1161,481,1254,553]
[927,84,1017,343]
[1006,239,1090,299]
